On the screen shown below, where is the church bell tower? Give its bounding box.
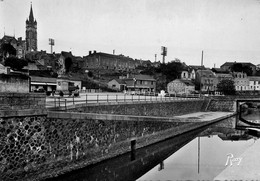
[26,3,37,52]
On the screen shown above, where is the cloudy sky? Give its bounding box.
[1,0,260,67]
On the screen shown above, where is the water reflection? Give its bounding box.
[48,117,258,181]
[139,117,258,180]
[237,101,260,128]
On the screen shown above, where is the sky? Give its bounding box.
[1,0,260,68]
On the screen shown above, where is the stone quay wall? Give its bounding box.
[69,99,208,117]
[0,113,197,181]
[0,93,238,180]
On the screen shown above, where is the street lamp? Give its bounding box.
[133,78,136,94]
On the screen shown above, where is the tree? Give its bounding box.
[0,43,17,57]
[64,57,72,73]
[4,57,28,70]
[159,60,186,83]
[231,63,253,76]
[217,79,236,95]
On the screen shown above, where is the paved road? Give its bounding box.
[45,92,200,109]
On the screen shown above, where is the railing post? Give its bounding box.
[131,139,136,161]
[132,94,133,102]
[145,94,146,102]
[65,99,67,112]
[116,94,118,102]
[86,94,87,104]
[54,97,56,108]
[59,97,60,107]
[107,94,109,103]
[97,95,99,103]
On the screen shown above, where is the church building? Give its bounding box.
[25,3,37,52]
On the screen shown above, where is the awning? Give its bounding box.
[31,82,56,86]
[46,83,57,86]
[31,82,45,85]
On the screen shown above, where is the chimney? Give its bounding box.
[113,50,115,55]
[94,50,97,54]
[89,51,92,55]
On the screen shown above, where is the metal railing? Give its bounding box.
[46,93,201,111]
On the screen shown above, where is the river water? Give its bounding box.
[48,116,259,181]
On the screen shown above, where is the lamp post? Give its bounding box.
[199,50,204,97]
[133,78,136,94]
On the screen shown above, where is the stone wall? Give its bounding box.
[0,74,29,93]
[70,99,206,117]
[0,114,195,180]
[206,99,235,112]
[0,92,46,117]
[206,95,260,112]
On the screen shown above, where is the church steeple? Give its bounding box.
[29,3,34,22]
[25,2,37,52]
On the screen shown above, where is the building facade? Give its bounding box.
[123,74,156,93]
[167,79,195,94]
[233,72,249,91]
[107,79,126,91]
[196,70,218,93]
[248,76,260,91]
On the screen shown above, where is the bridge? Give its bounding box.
[1,92,256,180]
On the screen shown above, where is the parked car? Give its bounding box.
[34,88,45,93]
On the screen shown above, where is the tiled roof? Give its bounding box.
[188,65,206,70]
[30,76,56,83]
[110,79,126,84]
[248,76,260,81]
[221,62,256,67]
[180,79,195,86]
[131,74,155,81]
[197,70,216,78]
[212,68,229,73]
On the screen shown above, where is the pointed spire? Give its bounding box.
[29,2,34,22]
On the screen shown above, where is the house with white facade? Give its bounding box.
[233,72,249,91]
[248,76,260,91]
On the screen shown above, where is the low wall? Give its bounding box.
[70,99,207,117]
[0,74,29,93]
[0,92,46,117]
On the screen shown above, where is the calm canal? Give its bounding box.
[48,116,258,181]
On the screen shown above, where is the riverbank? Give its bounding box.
[39,111,235,181]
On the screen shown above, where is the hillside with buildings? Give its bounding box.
[1,3,260,96]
